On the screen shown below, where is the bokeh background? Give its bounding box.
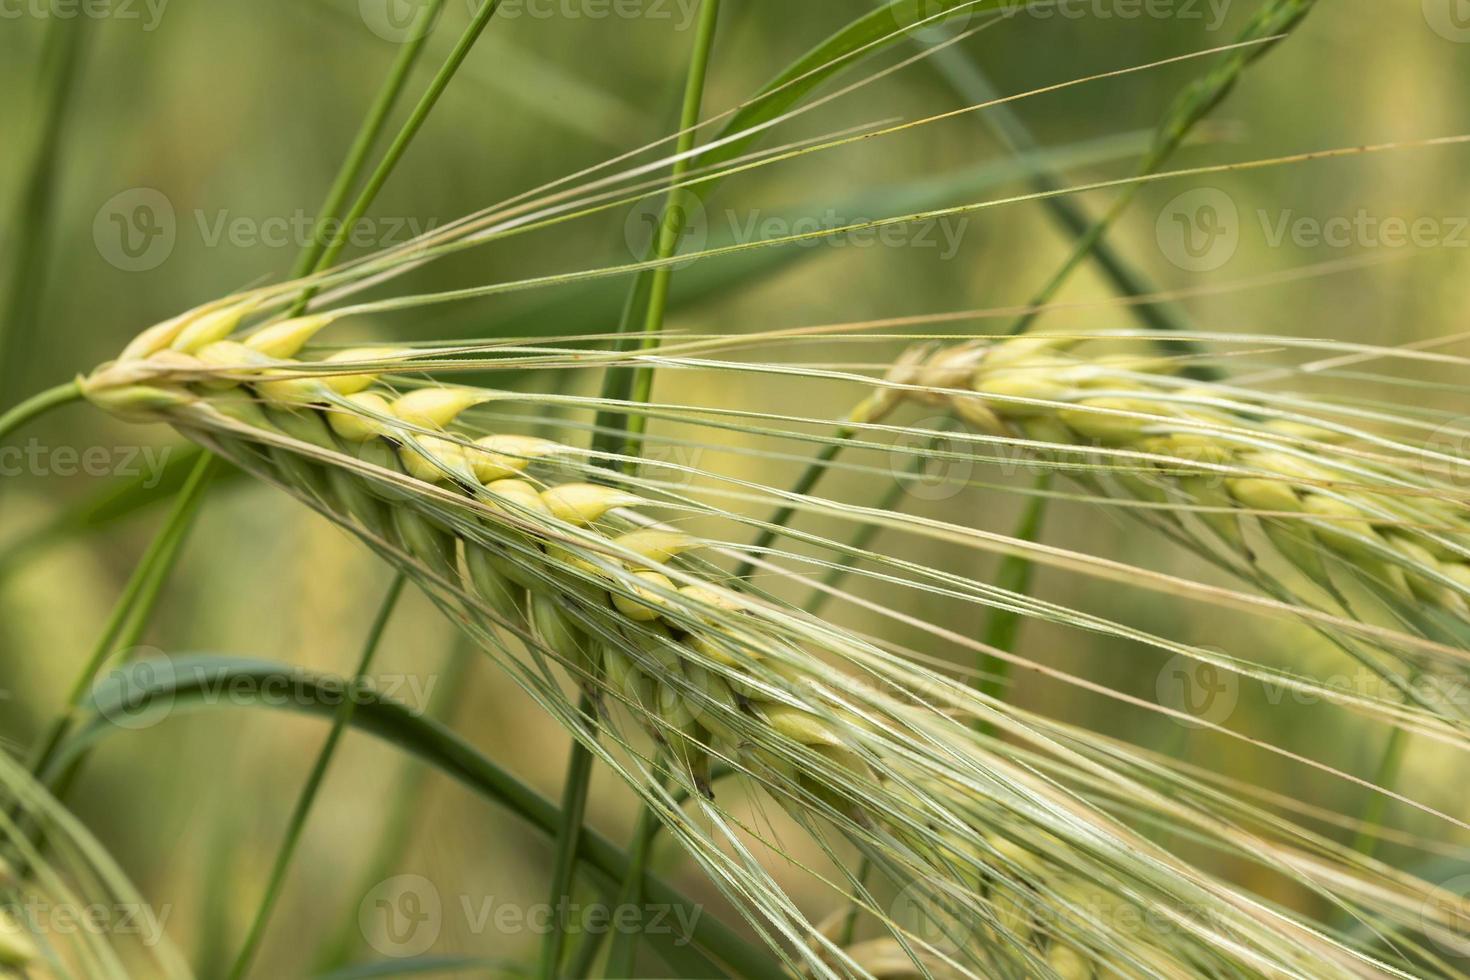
[3,1,1470,975]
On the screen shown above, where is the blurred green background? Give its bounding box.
[3,1,1470,975]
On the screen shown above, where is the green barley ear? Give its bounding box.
[887,334,1470,658]
[76,313,1470,977]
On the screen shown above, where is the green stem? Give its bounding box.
[0,380,81,442]
[974,476,1049,737]
[549,11,721,975]
[621,0,723,463]
[288,0,449,306]
[1353,725,1410,857]
[62,661,775,977]
[311,638,477,973]
[600,769,669,978]
[228,574,408,980]
[836,855,872,948]
[806,432,935,615]
[734,433,852,581]
[539,695,598,980]
[27,0,468,801]
[735,0,1315,564]
[919,34,1202,363]
[25,454,216,788]
[0,16,88,393]
[299,0,504,297]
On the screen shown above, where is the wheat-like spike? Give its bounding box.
[77,313,1466,978]
[873,336,1470,642]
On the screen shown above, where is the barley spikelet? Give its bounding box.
[75,306,1470,978]
[871,336,1470,651]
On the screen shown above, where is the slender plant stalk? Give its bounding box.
[621,0,724,461]
[1354,727,1410,857]
[0,17,88,394]
[974,475,1049,737]
[836,856,872,948]
[807,433,939,614]
[312,638,477,973]
[25,0,466,793]
[592,0,722,464]
[547,8,723,975]
[24,454,215,788]
[919,33,1203,361]
[538,694,598,980]
[289,0,449,307]
[736,0,1314,576]
[599,769,669,978]
[301,0,505,298]
[227,574,408,980]
[0,380,81,442]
